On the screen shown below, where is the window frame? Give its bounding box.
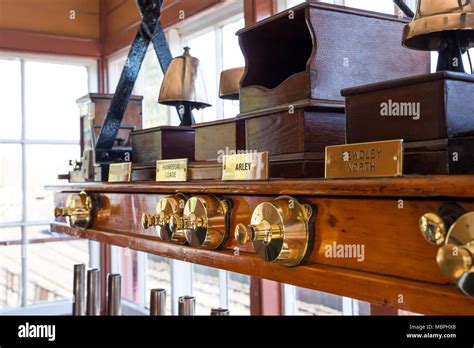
[0,51,99,311]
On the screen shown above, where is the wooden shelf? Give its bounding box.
[49,175,474,315]
[48,175,474,198]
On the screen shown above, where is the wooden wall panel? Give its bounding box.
[103,0,220,43]
[104,0,140,38]
[0,0,100,39]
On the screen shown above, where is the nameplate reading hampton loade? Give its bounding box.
[156,159,188,182]
[108,162,132,182]
[222,152,269,181]
[325,140,403,179]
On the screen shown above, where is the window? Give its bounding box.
[0,53,97,313]
[284,285,370,316]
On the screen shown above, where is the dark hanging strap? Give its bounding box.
[95,0,174,150]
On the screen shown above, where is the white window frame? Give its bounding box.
[0,51,99,312]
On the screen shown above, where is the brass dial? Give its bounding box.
[142,195,187,244]
[420,209,474,297]
[182,196,230,250]
[54,191,94,228]
[235,196,313,267]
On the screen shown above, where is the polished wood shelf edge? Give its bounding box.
[51,222,474,315]
[46,175,474,198]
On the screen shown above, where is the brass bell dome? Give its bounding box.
[159,47,211,125]
[402,0,474,51]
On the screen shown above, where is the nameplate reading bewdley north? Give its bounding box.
[222,151,269,181]
[325,140,403,179]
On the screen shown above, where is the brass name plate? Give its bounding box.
[156,159,188,182]
[325,140,403,179]
[108,162,132,182]
[222,152,269,181]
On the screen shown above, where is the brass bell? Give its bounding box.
[158,47,211,126]
[401,0,474,72]
[219,67,244,100]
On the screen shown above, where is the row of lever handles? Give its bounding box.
[72,264,229,316]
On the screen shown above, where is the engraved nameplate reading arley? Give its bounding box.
[156,159,188,182]
[325,140,403,179]
[108,162,132,182]
[222,152,269,181]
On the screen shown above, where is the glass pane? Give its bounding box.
[0,144,22,223]
[0,58,21,140]
[222,18,245,118]
[228,272,250,315]
[0,228,22,308]
[0,227,22,243]
[186,31,217,123]
[295,288,343,315]
[344,0,396,14]
[117,247,140,304]
[192,264,220,315]
[25,144,79,221]
[286,0,306,8]
[140,49,173,128]
[25,61,88,141]
[27,224,70,241]
[222,18,245,70]
[27,232,89,305]
[146,254,172,314]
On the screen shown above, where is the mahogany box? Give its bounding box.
[244,102,345,178]
[193,118,245,162]
[404,137,474,175]
[130,126,195,164]
[77,93,143,158]
[237,2,429,115]
[342,72,474,144]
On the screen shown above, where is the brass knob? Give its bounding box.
[436,244,473,280]
[235,222,284,245]
[183,196,230,250]
[419,213,446,245]
[235,224,251,244]
[142,213,157,230]
[421,210,474,297]
[236,196,313,267]
[53,191,93,228]
[142,195,187,244]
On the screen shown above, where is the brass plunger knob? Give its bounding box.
[436,244,473,280]
[55,207,73,218]
[183,213,204,230]
[142,213,156,229]
[235,224,251,244]
[420,213,447,245]
[235,221,283,245]
[142,211,169,230]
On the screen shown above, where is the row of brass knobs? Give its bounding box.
[55,192,313,267]
[55,192,474,295]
